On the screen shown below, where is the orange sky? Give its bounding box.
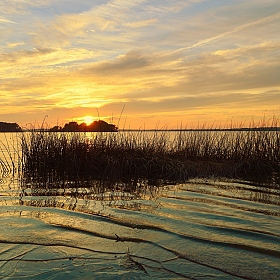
[1,0,280,129]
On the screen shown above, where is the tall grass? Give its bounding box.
[0,133,22,192]
[20,118,279,201]
[20,130,188,201]
[172,128,279,183]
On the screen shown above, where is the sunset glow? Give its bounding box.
[0,0,279,129]
[82,116,95,126]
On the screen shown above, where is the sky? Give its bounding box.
[1,0,280,129]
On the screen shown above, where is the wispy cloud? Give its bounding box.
[0,0,58,14]
[0,16,15,23]
[30,0,149,48]
[167,11,280,57]
[123,19,158,28]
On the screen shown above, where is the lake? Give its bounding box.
[0,132,279,279]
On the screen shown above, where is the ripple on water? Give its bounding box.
[0,178,280,279]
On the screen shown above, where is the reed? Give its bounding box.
[0,133,21,189]
[20,130,188,201]
[20,117,280,200]
[172,116,280,184]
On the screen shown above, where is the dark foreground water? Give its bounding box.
[0,178,279,280]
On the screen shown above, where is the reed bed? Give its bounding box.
[172,129,279,183]
[0,133,22,189]
[20,130,188,199]
[19,119,279,202]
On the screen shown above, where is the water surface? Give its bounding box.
[0,133,279,279]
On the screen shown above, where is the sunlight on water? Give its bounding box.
[0,133,279,279]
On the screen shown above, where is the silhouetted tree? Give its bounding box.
[0,122,22,132]
[50,120,118,132]
[79,122,87,131]
[63,121,79,132]
[49,125,62,132]
[87,120,118,132]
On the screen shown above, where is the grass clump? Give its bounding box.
[20,131,188,199]
[172,128,279,184]
[20,118,280,200]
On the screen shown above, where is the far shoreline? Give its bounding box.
[1,126,280,133]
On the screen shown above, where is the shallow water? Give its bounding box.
[1,177,279,279]
[0,133,280,279]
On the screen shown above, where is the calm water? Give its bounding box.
[0,133,279,279]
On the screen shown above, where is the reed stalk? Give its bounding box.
[19,117,279,199]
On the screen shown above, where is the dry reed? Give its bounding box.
[19,117,279,201]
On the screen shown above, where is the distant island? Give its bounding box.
[49,120,118,132]
[0,120,118,132]
[0,122,22,132]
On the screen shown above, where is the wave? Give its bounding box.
[0,179,280,279]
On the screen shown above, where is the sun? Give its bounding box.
[83,115,95,126]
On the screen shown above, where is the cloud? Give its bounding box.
[1,0,280,128]
[6,42,25,48]
[120,90,280,114]
[81,38,280,94]
[124,19,158,28]
[83,51,151,75]
[2,38,279,121]
[80,88,280,128]
[28,0,203,49]
[0,17,15,23]
[0,0,57,14]
[0,47,98,78]
[0,47,55,63]
[144,0,203,15]
[30,0,149,48]
[166,10,280,57]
